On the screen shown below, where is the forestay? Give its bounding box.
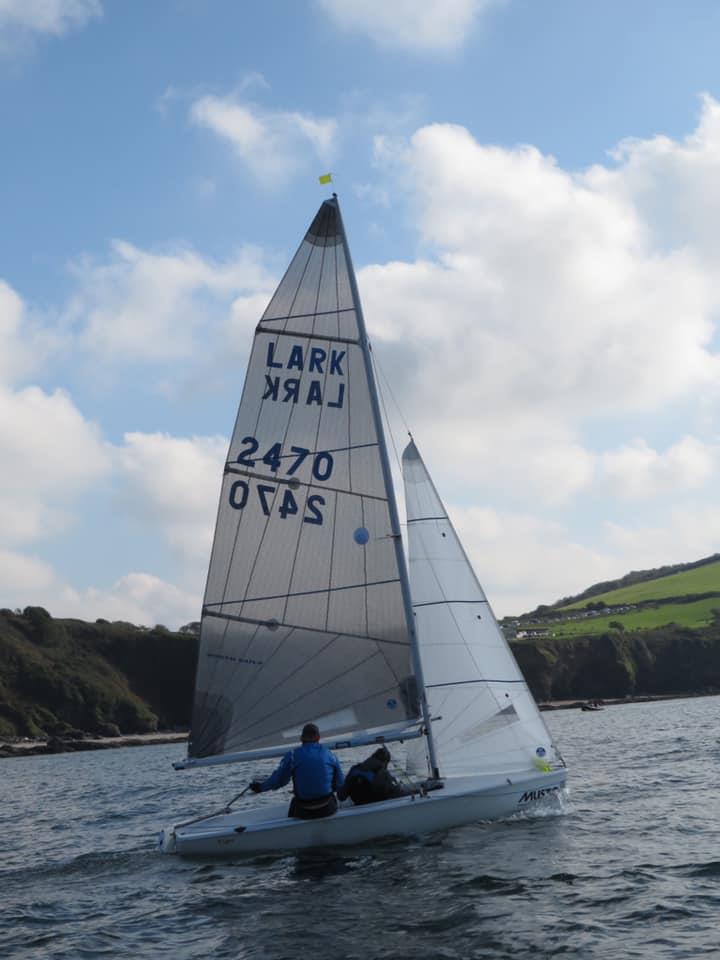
[402,441,560,777]
[189,199,419,760]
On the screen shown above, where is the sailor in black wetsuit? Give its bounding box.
[338,747,415,805]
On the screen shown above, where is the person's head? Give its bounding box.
[372,747,391,766]
[300,722,320,743]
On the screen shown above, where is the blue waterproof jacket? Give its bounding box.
[260,743,345,801]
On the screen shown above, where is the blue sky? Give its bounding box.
[2,0,719,625]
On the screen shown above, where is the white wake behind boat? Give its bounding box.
[160,195,566,857]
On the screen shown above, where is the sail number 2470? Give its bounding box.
[235,436,334,481]
[228,436,334,525]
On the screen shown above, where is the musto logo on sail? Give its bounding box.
[518,785,561,804]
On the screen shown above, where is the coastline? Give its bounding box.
[0,730,188,760]
[3,688,719,759]
[538,689,720,712]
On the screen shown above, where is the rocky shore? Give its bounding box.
[0,730,188,759]
[536,691,714,711]
[5,690,719,760]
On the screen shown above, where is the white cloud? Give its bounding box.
[0,281,34,385]
[0,414,218,625]
[600,436,717,500]
[115,432,226,562]
[0,549,200,628]
[78,572,201,628]
[587,94,720,263]
[4,97,720,626]
[0,548,64,603]
[317,0,500,52]
[374,124,717,410]
[604,506,720,574]
[0,279,62,385]
[64,240,274,363]
[364,106,720,509]
[0,259,264,626]
[190,94,337,185]
[0,0,100,43]
[451,497,720,618]
[0,418,219,626]
[449,504,617,615]
[0,384,110,546]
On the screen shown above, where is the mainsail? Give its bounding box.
[189,198,419,760]
[402,440,560,777]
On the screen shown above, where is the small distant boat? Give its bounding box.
[581,702,604,712]
[160,195,567,857]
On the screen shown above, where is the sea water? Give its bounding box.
[1,695,719,959]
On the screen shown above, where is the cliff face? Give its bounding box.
[0,608,197,740]
[2,608,720,741]
[511,623,720,701]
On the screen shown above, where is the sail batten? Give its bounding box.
[203,610,412,648]
[426,678,528,687]
[257,328,360,344]
[222,468,391,502]
[188,198,419,760]
[413,599,489,608]
[203,575,403,606]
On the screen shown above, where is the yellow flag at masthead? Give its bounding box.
[318,172,332,184]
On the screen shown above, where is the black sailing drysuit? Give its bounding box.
[338,753,414,805]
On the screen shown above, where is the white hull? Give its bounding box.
[159,769,567,857]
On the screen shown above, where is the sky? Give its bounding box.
[1,0,719,628]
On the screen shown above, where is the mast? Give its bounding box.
[334,195,440,779]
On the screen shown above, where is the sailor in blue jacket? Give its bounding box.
[249,723,345,819]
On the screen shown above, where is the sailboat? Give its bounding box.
[159,195,566,856]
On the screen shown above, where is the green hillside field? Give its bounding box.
[557,559,720,611]
[520,597,720,640]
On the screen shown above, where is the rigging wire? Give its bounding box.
[388,757,426,796]
[370,344,411,476]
